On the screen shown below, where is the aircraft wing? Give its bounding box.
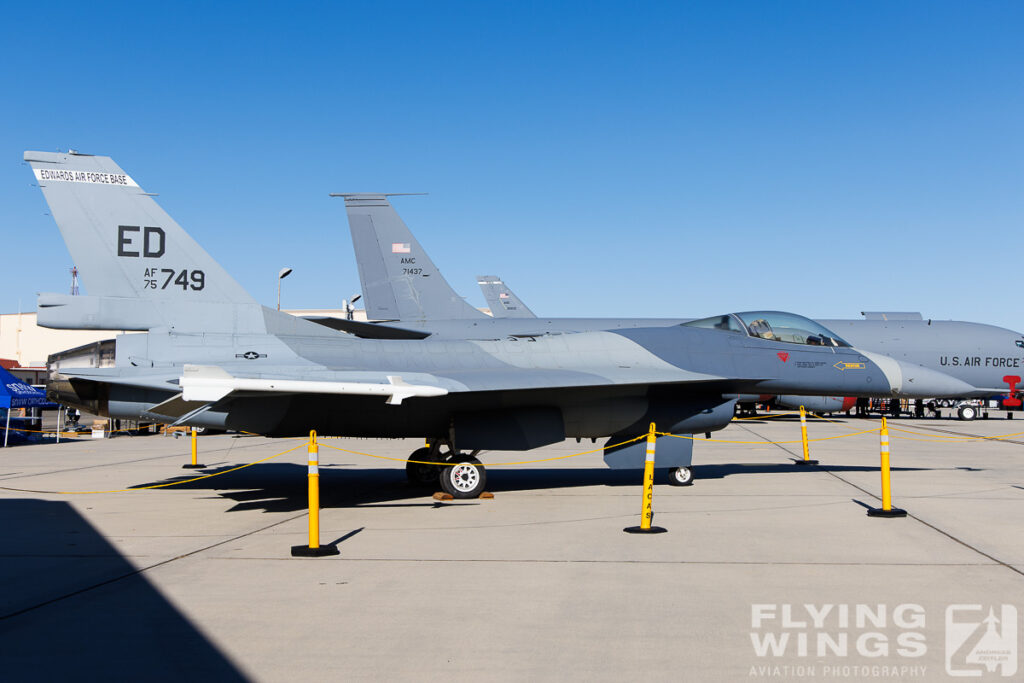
[174,364,731,400]
[57,360,738,408]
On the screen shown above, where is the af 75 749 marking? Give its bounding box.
[142,268,205,291]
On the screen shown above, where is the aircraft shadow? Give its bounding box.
[126,461,934,514]
[0,499,246,681]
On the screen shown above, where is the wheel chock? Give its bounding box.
[432,491,493,501]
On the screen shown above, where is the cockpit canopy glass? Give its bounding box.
[682,314,747,335]
[684,311,851,347]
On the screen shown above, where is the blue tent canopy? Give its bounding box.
[1,366,54,409]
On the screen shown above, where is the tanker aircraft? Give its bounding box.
[27,151,972,495]
[335,194,1024,407]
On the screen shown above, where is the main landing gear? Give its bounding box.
[406,441,487,499]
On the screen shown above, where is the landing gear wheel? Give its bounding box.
[406,447,441,486]
[668,466,694,486]
[440,458,487,499]
[957,404,977,421]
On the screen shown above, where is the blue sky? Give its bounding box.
[2,2,1022,329]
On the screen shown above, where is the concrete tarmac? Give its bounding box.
[1,415,1022,681]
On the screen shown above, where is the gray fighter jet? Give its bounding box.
[337,195,1024,402]
[478,278,1024,414]
[478,278,1024,412]
[27,151,972,495]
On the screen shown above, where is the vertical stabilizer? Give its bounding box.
[476,275,536,318]
[335,194,487,321]
[25,151,270,333]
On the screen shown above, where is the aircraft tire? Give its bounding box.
[406,447,441,486]
[440,458,487,499]
[667,466,694,486]
[957,405,977,421]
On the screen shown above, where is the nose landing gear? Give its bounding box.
[667,466,694,486]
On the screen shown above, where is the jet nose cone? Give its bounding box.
[893,361,976,398]
[858,350,976,398]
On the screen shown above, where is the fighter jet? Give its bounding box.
[480,279,1024,414]
[479,278,1024,412]
[335,195,1024,403]
[27,151,972,496]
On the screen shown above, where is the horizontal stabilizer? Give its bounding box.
[302,316,431,339]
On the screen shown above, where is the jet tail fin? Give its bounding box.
[476,275,536,318]
[334,194,486,322]
[25,151,269,333]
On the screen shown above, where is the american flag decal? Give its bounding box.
[392,243,411,253]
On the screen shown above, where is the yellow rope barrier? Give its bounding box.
[656,428,880,444]
[886,425,1024,442]
[6,409,1020,496]
[6,424,193,437]
[319,434,647,466]
[802,411,1024,442]
[0,442,305,495]
[731,411,800,421]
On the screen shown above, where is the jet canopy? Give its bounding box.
[684,311,851,348]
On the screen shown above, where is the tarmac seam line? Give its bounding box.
[737,423,1024,580]
[0,508,311,621]
[890,422,1024,446]
[0,438,279,482]
[206,557,1007,567]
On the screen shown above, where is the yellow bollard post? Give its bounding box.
[794,406,819,465]
[624,422,668,534]
[867,417,906,518]
[182,427,205,469]
[292,430,340,556]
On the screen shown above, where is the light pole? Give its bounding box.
[345,293,362,320]
[277,267,293,310]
